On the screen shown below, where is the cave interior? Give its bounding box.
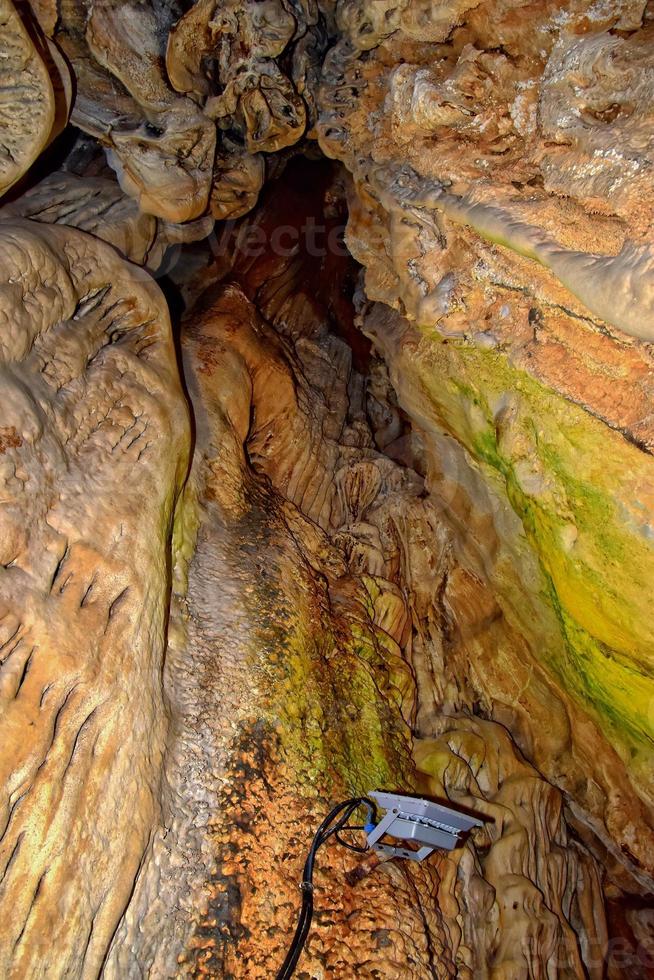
[0,0,654,977]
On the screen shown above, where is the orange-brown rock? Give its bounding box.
[98,164,620,974]
[316,0,654,918]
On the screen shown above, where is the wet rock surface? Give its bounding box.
[315,0,654,902]
[106,173,610,975]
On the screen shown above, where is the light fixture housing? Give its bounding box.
[365,791,484,862]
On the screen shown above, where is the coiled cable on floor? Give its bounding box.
[275,797,377,980]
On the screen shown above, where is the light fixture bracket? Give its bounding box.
[365,791,483,863]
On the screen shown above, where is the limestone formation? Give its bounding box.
[26,0,330,222]
[0,0,653,976]
[0,170,214,269]
[0,1,70,196]
[1,172,158,263]
[383,165,654,342]
[0,220,189,976]
[104,241,609,976]
[316,0,654,861]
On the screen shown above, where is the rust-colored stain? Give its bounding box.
[0,427,22,453]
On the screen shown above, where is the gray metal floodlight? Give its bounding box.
[277,793,486,978]
[365,791,483,863]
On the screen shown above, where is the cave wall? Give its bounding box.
[0,220,189,976]
[316,0,654,890]
[102,193,608,976]
[0,0,653,976]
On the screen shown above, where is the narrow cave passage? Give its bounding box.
[97,156,633,977]
[1,1,654,976]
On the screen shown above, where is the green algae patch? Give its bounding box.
[411,332,654,762]
[248,543,413,800]
[171,480,201,597]
[267,622,411,798]
[553,589,654,778]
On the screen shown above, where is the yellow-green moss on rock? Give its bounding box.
[248,542,414,800]
[412,332,654,784]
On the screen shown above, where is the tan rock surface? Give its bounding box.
[1,172,158,264]
[43,0,329,222]
[0,0,652,974]
[315,0,654,901]
[0,1,56,196]
[102,174,613,976]
[0,170,214,269]
[0,220,189,977]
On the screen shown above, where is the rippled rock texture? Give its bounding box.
[317,0,654,902]
[20,0,330,223]
[0,0,653,976]
[0,0,71,195]
[0,220,189,976]
[103,176,609,976]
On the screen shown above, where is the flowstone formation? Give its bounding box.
[0,0,71,195]
[21,0,330,223]
[0,220,189,977]
[102,175,608,977]
[0,0,653,978]
[317,0,654,900]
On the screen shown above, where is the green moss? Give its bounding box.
[551,584,652,743]
[243,537,413,799]
[267,623,409,797]
[412,334,654,764]
[171,481,200,597]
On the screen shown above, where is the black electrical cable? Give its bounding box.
[276,802,356,980]
[333,830,369,853]
[275,797,377,980]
